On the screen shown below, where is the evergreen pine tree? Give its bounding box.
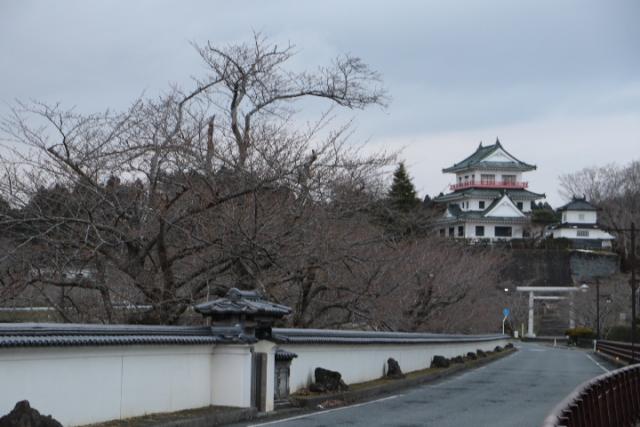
[388,162,420,212]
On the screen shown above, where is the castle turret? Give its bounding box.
[433,139,545,240]
[546,196,614,249]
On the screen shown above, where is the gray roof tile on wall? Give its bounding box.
[0,323,253,348]
[272,328,507,345]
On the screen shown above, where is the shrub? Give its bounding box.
[565,327,595,345]
[431,355,450,368]
[607,325,633,342]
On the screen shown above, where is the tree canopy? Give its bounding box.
[0,35,511,333]
[388,162,420,212]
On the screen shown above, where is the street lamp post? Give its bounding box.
[596,280,600,340]
[631,222,636,363]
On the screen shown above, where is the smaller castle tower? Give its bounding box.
[547,196,614,250]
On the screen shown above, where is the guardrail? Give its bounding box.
[542,364,640,427]
[596,340,638,364]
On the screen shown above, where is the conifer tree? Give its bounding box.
[388,162,420,212]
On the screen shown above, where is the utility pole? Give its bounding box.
[631,222,637,364]
[596,280,600,340]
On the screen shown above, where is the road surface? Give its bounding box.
[239,342,616,427]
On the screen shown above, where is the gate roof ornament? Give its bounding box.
[194,288,291,340]
[194,288,291,318]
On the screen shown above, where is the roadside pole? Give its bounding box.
[631,222,636,363]
[502,308,510,335]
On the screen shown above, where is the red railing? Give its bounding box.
[542,363,640,427]
[449,181,528,191]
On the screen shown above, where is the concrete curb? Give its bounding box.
[84,407,257,427]
[152,408,257,427]
[290,348,517,408]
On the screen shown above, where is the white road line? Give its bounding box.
[247,394,401,427]
[586,354,610,373]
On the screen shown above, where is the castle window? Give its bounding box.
[440,229,445,236]
[517,202,523,210]
[579,213,585,221]
[475,226,485,237]
[449,227,454,236]
[495,226,512,237]
[479,201,485,209]
[502,175,516,184]
[458,226,464,237]
[481,174,495,184]
[577,230,589,237]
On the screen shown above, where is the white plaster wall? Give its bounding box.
[486,199,523,217]
[0,344,241,426]
[552,228,613,240]
[563,211,597,224]
[281,339,510,393]
[483,149,519,164]
[475,199,491,210]
[210,345,253,408]
[463,197,532,213]
[512,199,533,213]
[464,222,523,239]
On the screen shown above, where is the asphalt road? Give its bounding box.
[240,343,617,427]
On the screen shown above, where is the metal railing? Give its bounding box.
[596,340,638,365]
[449,180,528,191]
[542,364,640,427]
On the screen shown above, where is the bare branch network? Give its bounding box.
[0,34,508,330]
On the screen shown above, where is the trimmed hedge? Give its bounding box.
[565,326,595,345]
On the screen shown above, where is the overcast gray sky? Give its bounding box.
[1,0,638,206]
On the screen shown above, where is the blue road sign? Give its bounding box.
[503,308,510,317]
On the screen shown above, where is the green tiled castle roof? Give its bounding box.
[557,196,598,212]
[433,188,545,203]
[442,139,536,173]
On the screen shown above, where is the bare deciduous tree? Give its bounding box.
[0,35,391,324]
[1,34,513,334]
[559,161,640,259]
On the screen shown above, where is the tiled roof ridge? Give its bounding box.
[557,196,599,212]
[0,323,212,336]
[194,287,292,317]
[272,328,508,344]
[442,139,536,173]
[0,322,258,347]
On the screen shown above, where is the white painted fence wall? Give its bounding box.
[0,332,510,426]
[281,338,511,392]
[0,344,252,426]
